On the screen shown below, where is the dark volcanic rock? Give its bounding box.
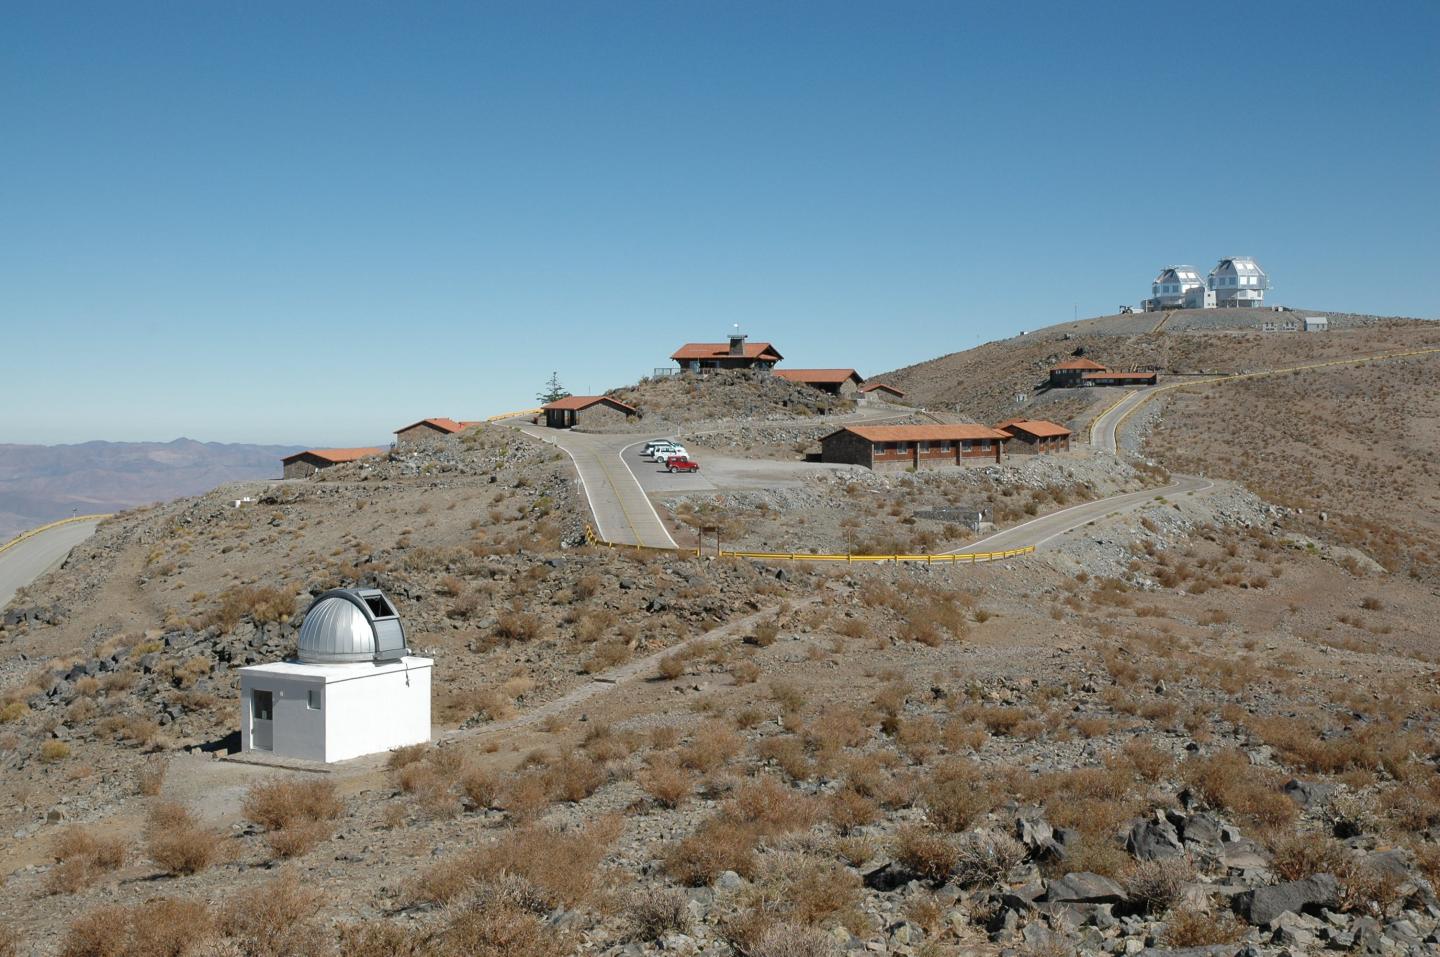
[1043,871,1127,905]
[1233,873,1340,925]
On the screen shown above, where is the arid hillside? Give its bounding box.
[876,311,1439,423]
[1144,350,1440,583]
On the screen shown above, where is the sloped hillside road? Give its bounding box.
[0,519,104,610]
[1089,388,1152,453]
[949,476,1214,555]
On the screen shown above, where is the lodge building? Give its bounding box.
[820,424,1009,471]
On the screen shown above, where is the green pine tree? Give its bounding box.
[537,372,571,404]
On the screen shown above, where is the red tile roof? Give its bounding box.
[671,342,784,362]
[825,424,1010,443]
[1050,358,1108,371]
[773,368,863,385]
[1081,371,1156,380]
[860,382,905,396]
[996,419,1072,438]
[282,447,386,465]
[393,417,478,435]
[541,395,638,413]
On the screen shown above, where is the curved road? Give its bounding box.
[1089,388,1150,453]
[950,476,1214,555]
[0,519,104,610]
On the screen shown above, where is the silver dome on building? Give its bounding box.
[297,588,409,664]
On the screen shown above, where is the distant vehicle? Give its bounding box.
[653,446,689,464]
[641,438,677,455]
[666,456,701,473]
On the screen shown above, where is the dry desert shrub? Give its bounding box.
[920,758,997,831]
[1160,906,1244,948]
[741,921,841,957]
[625,886,692,941]
[412,815,622,907]
[894,825,957,883]
[45,826,126,894]
[243,777,343,858]
[60,898,214,957]
[950,829,1026,887]
[1182,749,1296,829]
[217,871,329,957]
[679,719,743,772]
[741,851,861,927]
[657,650,689,680]
[1124,859,1194,914]
[638,758,694,808]
[145,801,227,876]
[136,757,168,796]
[428,877,570,957]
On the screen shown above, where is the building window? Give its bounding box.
[307,689,322,710]
[252,689,273,721]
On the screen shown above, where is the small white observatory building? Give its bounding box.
[239,588,432,763]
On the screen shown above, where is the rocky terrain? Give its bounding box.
[2,324,1440,957]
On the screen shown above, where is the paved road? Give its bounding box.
[0,519,103,610]
[517,425,679,548]
[948,476,1214,555]
[1089,388,1152,453]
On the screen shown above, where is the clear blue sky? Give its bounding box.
[3,1,1436,446]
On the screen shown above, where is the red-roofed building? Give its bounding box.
[1081,370,1158,386]
[820,424,1009,471]
[995,419,1073,454]
[1048,357,1157,388]
[859,382,905,400]
[281,447,386,479]
[773,368,864,396]
[671,330,783,371]
[541,395,638,430]
[393,418,483,446]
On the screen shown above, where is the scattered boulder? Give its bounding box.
[1043,871,1128,905]
[1126,815,1184,861]
[1233,873,1340,925]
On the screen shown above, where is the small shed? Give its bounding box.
[996,419,1073,454]
[281,447,385,479]
[773,369,865,395]
[238,589,432,763]
[394,418,480,446]
[859,382,906,403]
[541,395,638,429]
[1303,316,1329,332]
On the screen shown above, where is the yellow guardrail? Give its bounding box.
[583,524,1035,565]
[0,514,113,559]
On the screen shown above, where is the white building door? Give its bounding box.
[251,689,274,751]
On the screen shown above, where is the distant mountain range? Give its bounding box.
[0,438,304,541]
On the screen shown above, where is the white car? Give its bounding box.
[652,446,688,464]
[641,438,677,456]
[645,443,683,460]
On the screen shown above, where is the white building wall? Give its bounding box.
[239,657,432,763]
[320,659,432,762]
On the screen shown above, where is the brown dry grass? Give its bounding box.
[44,827,126,895]
[243,777,344,858]
[145,801,227,876]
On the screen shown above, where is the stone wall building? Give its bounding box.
[281,447,385,479]
[393,418,480,447]
[996,419,1073,454]
[820,424,1009,471]
[541,395,638,429]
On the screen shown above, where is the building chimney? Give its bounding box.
[728,324,747,357]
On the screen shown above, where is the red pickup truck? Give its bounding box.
[666,456,701,473]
